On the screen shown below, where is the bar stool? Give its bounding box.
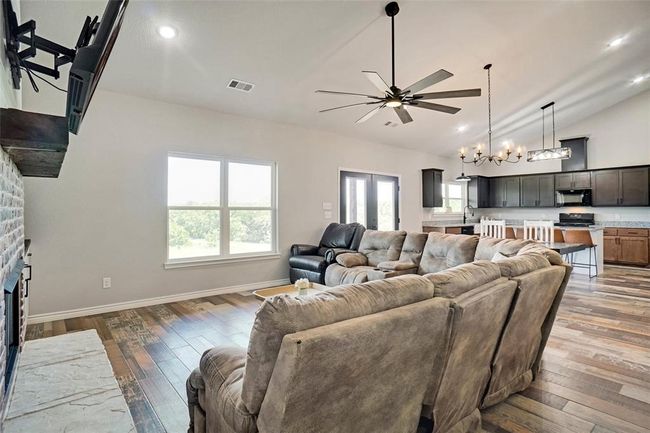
[553,229,565,243]
[505,227,516,239]
[563,230,598,278]
[480,219,506,239]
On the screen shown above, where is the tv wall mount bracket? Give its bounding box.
[2,0,98,89]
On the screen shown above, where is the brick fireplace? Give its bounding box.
[0,149,25,412]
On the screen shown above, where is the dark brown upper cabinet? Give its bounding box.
[468,176,490,208]
[521,174,555,207]
[489,177,520,208]
[422,168,443,208]
[594,167,649,206]
[554,171,591,190]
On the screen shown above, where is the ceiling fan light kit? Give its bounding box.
[527,101,572,162]
[315,1,481,124]
[459,63,522,167]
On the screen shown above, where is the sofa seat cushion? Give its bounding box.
[474,238,533,261]
[325,264,375,286]
[494,253,551,278]
[418,233,479,274]
[242,274,435,414]
[358,230,407,266]
[288,255,327,273]
[423,261,503,298]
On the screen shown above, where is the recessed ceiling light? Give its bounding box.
[607,36,625,48]
[456,125,467,132]
[632,75,646,84]
[158,25,177,39]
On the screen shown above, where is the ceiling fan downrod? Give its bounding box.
[385,2,400,90]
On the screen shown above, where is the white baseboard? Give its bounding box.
[27,278,290,324]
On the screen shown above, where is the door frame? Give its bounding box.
[337,167,402,230]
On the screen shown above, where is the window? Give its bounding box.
[167,154,277,265]
[434,183,466,214]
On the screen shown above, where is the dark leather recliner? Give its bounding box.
[289,223,365,284]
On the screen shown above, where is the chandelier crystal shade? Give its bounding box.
[527,101,572,162]
[459,64,522,167]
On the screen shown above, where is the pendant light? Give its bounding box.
[455,157,471,182]
[459,64,522,166]
[527,101,572,161]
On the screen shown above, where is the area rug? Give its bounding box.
[4,330,135,433]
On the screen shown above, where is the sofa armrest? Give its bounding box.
[324,248,356,264]
[199,346,247,391]
[335,252,368,268]
[290,244,319,257]
[376,260,419,271]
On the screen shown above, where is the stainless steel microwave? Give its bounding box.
[555,189,592,207]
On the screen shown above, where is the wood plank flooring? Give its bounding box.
[26,266,650,433]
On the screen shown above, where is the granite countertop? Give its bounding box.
[422,221,478,228]
[599,221,650,228]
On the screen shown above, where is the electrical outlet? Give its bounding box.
[102,277,112,289]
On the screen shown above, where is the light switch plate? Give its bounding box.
[324,211,332,219]
[322,202,332,210]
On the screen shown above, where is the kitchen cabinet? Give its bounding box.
[593,167,649,206]
[520,174,555,207]
[603,228,649,266]
[504,177,521,207]
[489,176,520,207]
[422,169,443,208]
[468,176,490,208]
[554,172,591,190]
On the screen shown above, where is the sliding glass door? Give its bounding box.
[340,171,399,230]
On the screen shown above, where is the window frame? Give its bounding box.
[165,152,279,268]
[433,181,467,215]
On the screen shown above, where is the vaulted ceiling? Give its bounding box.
[20,0,650,156]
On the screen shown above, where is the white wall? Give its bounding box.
[22,88,454,315]
[474,90,650,222]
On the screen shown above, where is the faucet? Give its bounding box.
[463,204,475,224]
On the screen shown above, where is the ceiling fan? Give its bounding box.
[316,1,481,124]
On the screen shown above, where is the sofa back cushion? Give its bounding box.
[482,265,566,407]
[426,279,517,432]
[358,230,407,266]
[319,222,362,249]
[258,297,453,433]
[423,261,504,298]
[517,243,564,265]
[241,274,434,414]
[418,233,479,274]
[493,253,551,278]
[474,238,533,261]
[398,232,429,265]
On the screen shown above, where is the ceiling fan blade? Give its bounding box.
[315,90,383,99]
[414,88,481,99]
[362,71,391,94]
[393,106,413,124]
[403,69,453,95]
[319,101,382,113]
[356,104,385,124]
[408,101,461,114]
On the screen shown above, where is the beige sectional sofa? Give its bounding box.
[187,232,572,433]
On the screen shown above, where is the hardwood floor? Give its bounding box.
[26,266,650,433]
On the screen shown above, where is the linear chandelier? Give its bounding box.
[459,64,522,167]
[527,101,572,162]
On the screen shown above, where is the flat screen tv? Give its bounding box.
[66,0,128,134]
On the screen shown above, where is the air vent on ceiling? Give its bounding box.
[227,79,255,93]
[384,121,398,128]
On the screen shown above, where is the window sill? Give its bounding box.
[164,252,281,269]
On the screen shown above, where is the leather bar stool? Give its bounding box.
[553,229,565,243]
[563,230,598,278]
